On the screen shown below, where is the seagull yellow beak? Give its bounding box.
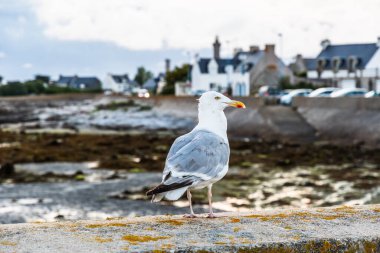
[227,100,246,109]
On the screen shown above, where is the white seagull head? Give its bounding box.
[198,91,246,111]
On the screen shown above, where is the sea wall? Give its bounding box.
[147,96,380,146]
[293,97,380,147]
[0,204,379,253]
[1,94,380,147]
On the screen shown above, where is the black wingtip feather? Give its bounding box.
[146,180,192,196]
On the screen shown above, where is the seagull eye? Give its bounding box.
[214,96,221,100]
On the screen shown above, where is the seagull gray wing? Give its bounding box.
[163,130,230,182]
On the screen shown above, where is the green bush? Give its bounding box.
[0,79,102,97]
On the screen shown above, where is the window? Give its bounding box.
[332,57,341,73]
[348,56,358,73]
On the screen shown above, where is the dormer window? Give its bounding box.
[332,57,342,73]
[208,59,218,74]
[317,58,327,78]
[348,56,359,73]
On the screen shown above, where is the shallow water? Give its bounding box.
[1,162,379,224]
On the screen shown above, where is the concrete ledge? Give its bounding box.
[0,205,379,252]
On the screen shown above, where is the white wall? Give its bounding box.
[191,60,250,96]
[103,75,116,91]
[339,79,356,89]
[191,68,249,96]
[366,48,380,69]
[103,75,126,93]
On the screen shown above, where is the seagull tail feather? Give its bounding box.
[146,179,192,197]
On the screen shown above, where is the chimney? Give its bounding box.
[377,36,380,47]
[321,39,331,50]
[213,36,221,59]
[264,44,275,54]
[165,58,170,73]
[233,47,243,56]
[249,45,260,53]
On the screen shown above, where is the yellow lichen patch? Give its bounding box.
[372,207,380,213]
[86,222,127,228]
[0,241,17,246]
[106,217,124,221]
[94,236,113,243]
[121,234,170,244]
[292,235,301,241]
[161,243,173,249]
[240,238,251,244]
[214,241,227,245]
[363,241,378,252]
[158,219,185,226]
[230,218,241,223]
[334,206,357,214]
[245,210,351,222]
[233,227,241,232]
[320,241,332,253]
[228,235,236,245]
[284,225,292,230]
[145,227,154,231]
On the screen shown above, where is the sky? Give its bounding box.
[0,0,380,82]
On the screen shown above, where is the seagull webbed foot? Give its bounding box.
[183,214,197,218]
[207,213,216,218]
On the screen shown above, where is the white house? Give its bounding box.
[306,38,380,91]
[103,74,138,93]
[191,37,292,96]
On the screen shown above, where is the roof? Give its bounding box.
[110,74,130,83]
[57,76,101,89]
[197,50,265,74]
[143,78,157,90]
[313,43,378,70]
[198,58,236,74]
[303,58,316,70]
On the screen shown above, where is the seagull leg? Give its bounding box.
[183,189,197,218]
[207,184,216,218]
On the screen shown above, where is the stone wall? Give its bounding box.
[0,204,379,253]
[294,97,380,147]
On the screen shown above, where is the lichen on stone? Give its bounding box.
[85,222,128,228]
[121,234,171,244]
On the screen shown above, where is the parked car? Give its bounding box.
[330,88,367,97]
[365,91,380,98]
[309,87,340,97]
[135,88,150,98]
[280,89,312,105]
[192,90,207,97]
[258,86,282,97]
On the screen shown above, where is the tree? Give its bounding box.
[161,64,190,95]
[35,75,50,83]
[24,80,46,94]
[0,82,28,96]
[134,67,153,86]
[0,76,3,84]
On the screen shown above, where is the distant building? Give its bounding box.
[103,73,139,93]
[56,75,101,90]
[191,37,292,96]
[297,38,380,90]
[143,73,166,94]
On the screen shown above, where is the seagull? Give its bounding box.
[146,91,246,218]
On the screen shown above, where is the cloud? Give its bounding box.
[0,52,5,59]
[22,63,33,69]
[30,0,380,57]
